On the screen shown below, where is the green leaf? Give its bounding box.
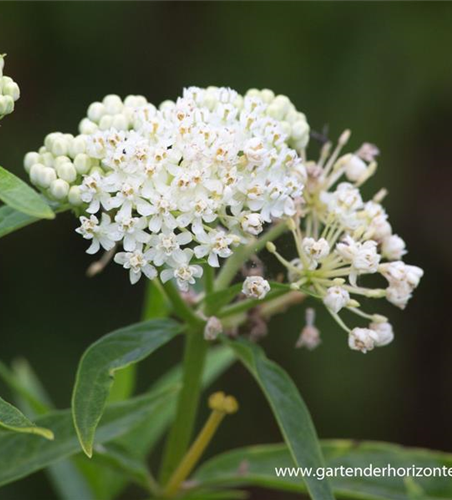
[46,459,96,500]
[194,441,452,500]
[223,337,334,500]
[0,166,55,219]
[0,385,178,487]
[0,359,96,500]
[0,396,54,440]
[204,283,243,314]
[72,318,183,457]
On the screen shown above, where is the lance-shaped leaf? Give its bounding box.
[0,396,54,440]
[0,166,55,219]
[0,385,178,487]
[72,319,184,457]
[223,337,334,500]
[194,441,452,500]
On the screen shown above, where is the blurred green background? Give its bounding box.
[1,2,452,499]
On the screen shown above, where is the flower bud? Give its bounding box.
[68,185,83,206]
[87,102,105,122]
[24,152,41,173]
[3,80,20,101]
[30,163,45,185]
[52,138,68,157]
[37,166,57,188]
[79,118,98,135]
[0,95,14,115]
[103,94,123,115]
[56,162,77,183]
[50,179,69,199]
[99,115,113,130]
[74,154,92,174]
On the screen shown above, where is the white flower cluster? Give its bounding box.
[0,55,20,119]
[267,132,423,353]
[25,87,309,290]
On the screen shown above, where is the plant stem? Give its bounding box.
[161,280,204,329]
[159,329,208,485]
[214,220,288,291]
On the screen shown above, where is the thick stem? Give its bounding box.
[214,220,288,291]
[159,330,208,485]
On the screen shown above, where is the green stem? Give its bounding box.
[161,280,204,329]
[159,330,208,485]
[214,220,288,291]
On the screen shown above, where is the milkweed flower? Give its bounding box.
[25,86,308,290]
[265,129,423,353]
[23,85,423,353]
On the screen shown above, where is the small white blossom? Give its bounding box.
[343,154,368,182]
[76,214,119,254]
[348,327,379,353]
[147,229,193,266]
[194,229,235,268]
[301,237,330,269]
[204,316,223,341]
[381,234,407,261]
[114,247,157,285]
[323,286,350,313]
[242,276,271,300]
[370,321,394,347]
[240,213,264,236]
[160,249,203,292]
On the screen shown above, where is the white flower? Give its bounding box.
[160,249,203,292]
[344,154,368,182]
[348,328,379,353]
[296,326,321,350]
[336,236,380,284]
[111,214,150,252]
[302,237,330,269]
[79,172,112,214]
[75,214,119,254]
[204,316,223,341]
[242,276,271,300]
[147,228,193,266]
[194,229,235,267]
[370,321,394,347]
[381,234,407,261]
[323,182,363,216]
[380,261,423,290]
[240,213,264,236]
[114,247,157,284]
[323,286,350,313]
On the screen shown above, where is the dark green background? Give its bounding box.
[1,2,451,499]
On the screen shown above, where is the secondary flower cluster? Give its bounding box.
[0,55,20,119]
[267,132,423,353]
[24,87,309,290]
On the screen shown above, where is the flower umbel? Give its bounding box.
[24,86,423,352]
